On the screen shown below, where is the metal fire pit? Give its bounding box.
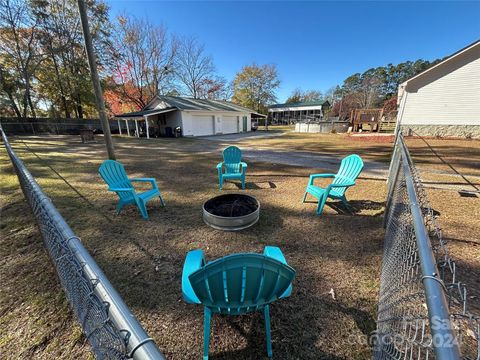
[203,193,260,231]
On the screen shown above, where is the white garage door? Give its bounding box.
[223,116,238,134]
[191,115,214,136]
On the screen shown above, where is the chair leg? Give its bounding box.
[264,305,272,358]
[241,175,245,190]
[203,307,212,360]
[159,193,166,207]
[316,194,328,215]
[136,199,149,219]
[115,200,125,215]
[302,191,308,203]
[218,175,223,190]
[341,195,351,211]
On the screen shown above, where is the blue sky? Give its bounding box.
[107,1,480,102]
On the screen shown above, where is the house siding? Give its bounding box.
[398,45,480,127]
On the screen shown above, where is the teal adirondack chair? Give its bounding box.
[216,146,247,190]
[98,160,165,219]
[182,247,295,360]
[303,154,364,215]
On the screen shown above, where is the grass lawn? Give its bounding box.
[0,132,478,359]
[236,131,394,163]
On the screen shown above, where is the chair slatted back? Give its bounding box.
[189,254,295,314]
[99,160,133,200]
[332,155,364,196]
[223,146,242,174]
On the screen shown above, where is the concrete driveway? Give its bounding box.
[240,147,389,179]
[192,132,389,179]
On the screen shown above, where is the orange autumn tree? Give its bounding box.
[104,63,142,116]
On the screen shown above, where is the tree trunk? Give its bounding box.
[51,51,70,118]
[22,68,35,118]
[27,92,36,118]
[76,98,84,119]
[0,68,22,118]
[62,96,71,118]
[7,92,22,118]
[21,90,28,118]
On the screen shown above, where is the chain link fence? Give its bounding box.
[0,126,165,360]
[375,134,479,359]
[0,117,122,135]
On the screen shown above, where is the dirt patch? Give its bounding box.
[347,134,395,143]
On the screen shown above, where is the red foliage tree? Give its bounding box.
[103,62,144,116]
[331,93,359,120]
[382,95,398,113]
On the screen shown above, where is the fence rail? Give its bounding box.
[0,125,165,360]
[375,133,479,359]
[0,117,123,135]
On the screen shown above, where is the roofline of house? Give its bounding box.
[114,107,177,118]
[115,108,263,118]
[399,39,480,88]
[141,94,260,114]
[268,100,330,109]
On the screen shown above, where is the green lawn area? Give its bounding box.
[1,132,478,359]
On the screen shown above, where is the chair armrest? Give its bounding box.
[130,178,158,189]
[330,180,355,188]
[216,162,223,170]
[240,162,248,172]
[131,177,156,182]
[309,173,336,185]
[108,187,134,193]
[264,246,292,298]
[182,250,205,304]
[264,246,287,264]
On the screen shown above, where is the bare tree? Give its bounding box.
[108,15,177,109]
[175,37,215,99]
[195,76,233,100]
[0,0,41,118]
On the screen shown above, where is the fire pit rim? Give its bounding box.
[202,193,260,231]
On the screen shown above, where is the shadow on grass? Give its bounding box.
[326,200,385,216]
[302,199,385,216]
[2,135,388,359]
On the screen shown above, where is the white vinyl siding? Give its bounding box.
[399,47,480,126]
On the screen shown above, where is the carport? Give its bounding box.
[114,107,177,138]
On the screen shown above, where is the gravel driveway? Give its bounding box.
[194,133,389,179]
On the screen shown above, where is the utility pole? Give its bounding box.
[77,0,116,160]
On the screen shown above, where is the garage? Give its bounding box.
[222,116,239,134]
[116,96,266,137]
[191,115,214,136]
